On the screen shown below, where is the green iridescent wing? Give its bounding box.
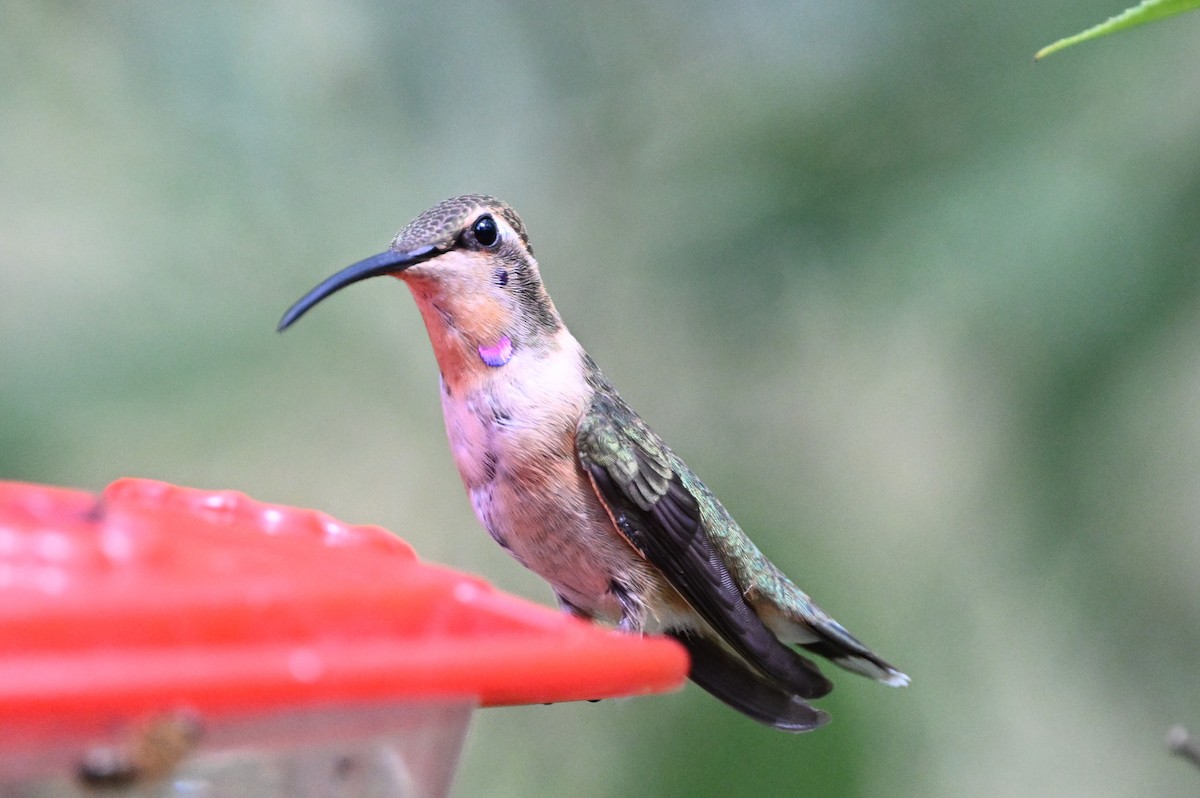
[575,382,833,704]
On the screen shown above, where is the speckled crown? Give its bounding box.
[391,194,532,255]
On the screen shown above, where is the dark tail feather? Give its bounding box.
[670,631,831,733]
[800,634,911,687]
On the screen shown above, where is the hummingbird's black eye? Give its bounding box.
[472,214,499,247]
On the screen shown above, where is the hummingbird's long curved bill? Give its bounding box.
[277,244,441,332]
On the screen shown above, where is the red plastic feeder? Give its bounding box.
[0,478,688,796]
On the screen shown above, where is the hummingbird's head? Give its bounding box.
[278,195,562,350]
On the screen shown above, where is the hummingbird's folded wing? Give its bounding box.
[576,390,833,701]
[672,630,830,731]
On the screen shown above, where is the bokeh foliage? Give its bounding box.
[3,3,1200,796]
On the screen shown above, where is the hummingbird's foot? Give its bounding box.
[540,699,605,706]
[609,579,646,634]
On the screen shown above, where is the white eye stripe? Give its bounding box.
[490,216,517,242]
[465,210,527,254]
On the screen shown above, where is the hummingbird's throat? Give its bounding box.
[402,277,521,385]
[478,336,513,368]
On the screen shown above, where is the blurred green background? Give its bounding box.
[4,2,1200,796]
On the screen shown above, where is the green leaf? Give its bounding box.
[1035,0,1200,60]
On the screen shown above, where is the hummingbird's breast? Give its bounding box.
[436,332,662,626]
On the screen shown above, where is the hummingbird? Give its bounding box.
[278,195,908,731]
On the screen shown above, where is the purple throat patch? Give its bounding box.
[478,335,513,368]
